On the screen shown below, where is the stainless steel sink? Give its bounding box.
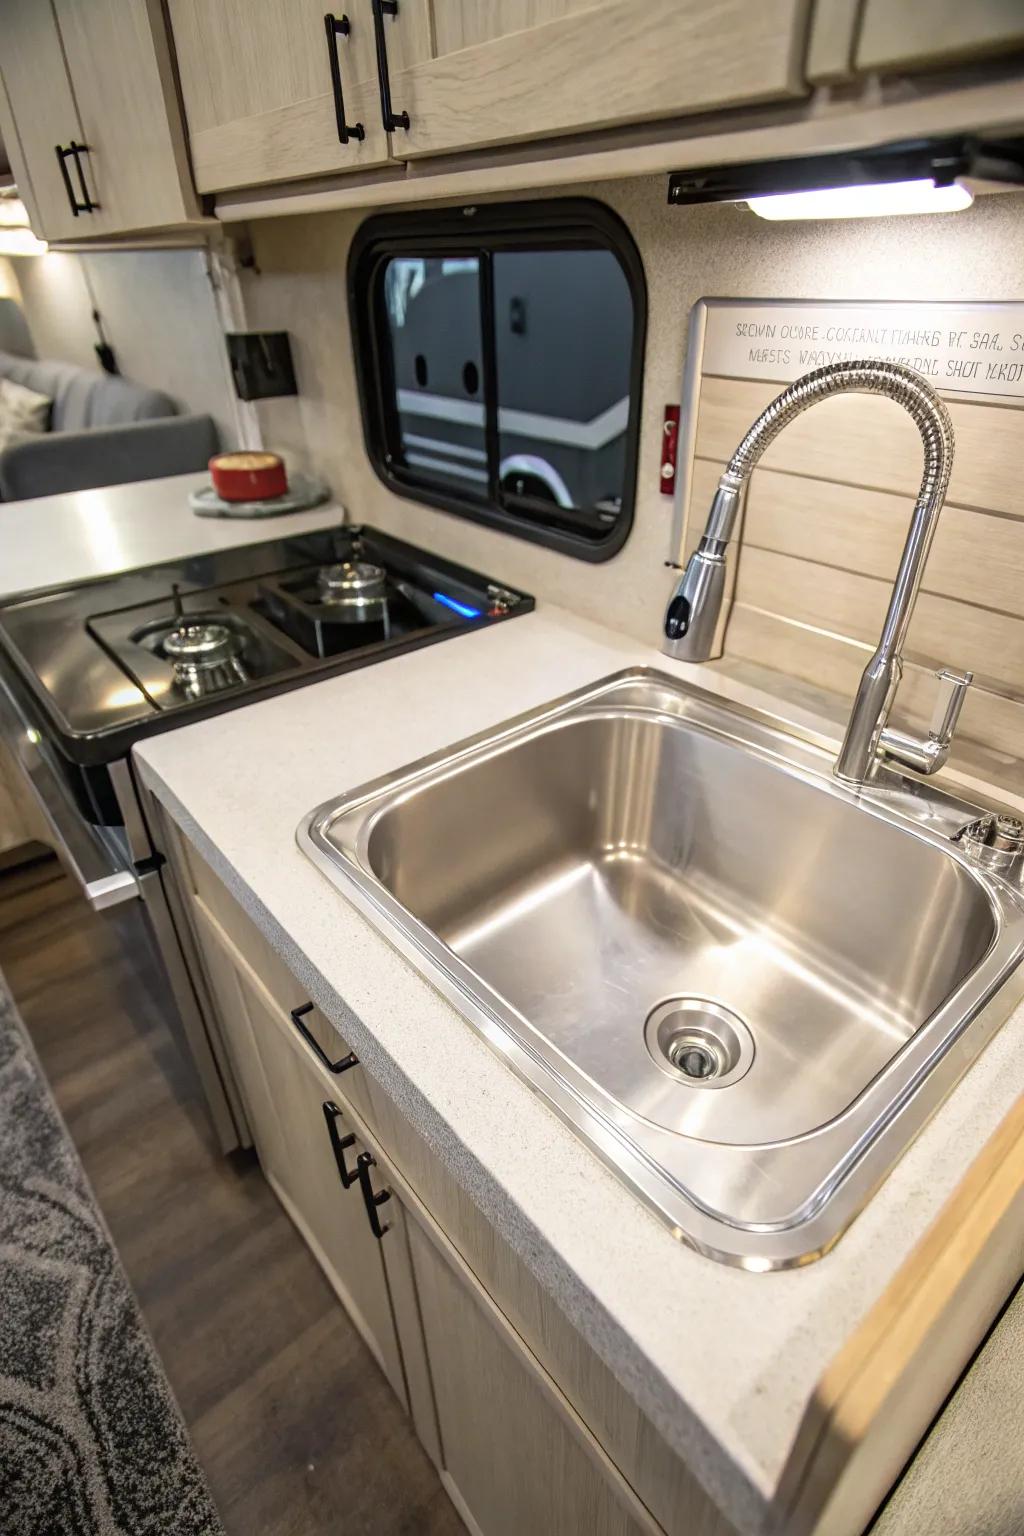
[299,670,1024,1268]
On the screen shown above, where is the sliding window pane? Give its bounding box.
[493,248,634,537]
[383,255,487,499]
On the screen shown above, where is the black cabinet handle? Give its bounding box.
[324,14,365,144]
[55,145,79,217]
[356,1150,391,1239]
[289,1002,359,1075]
[55,142,98,216]
[322,1100,360,1188]
[69,143,97,212]
[370,0,410,132]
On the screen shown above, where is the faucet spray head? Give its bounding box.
[663,478,741,661]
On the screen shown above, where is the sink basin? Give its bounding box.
[299,670,1024,1268]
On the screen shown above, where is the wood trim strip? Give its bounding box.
[695,376,1024,518]
[777,1094,1024,1536]
[188,79,391,194]
[734,546,1024,697]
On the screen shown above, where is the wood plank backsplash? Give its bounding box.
[682,372,1024,769]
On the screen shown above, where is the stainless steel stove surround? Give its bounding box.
[0,526,533,763]
[0,525,532,1152]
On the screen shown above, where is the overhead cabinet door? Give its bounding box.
[167,0,430,192]
[855,0,1024,73]
[0,0,200,241]
[382,0,811,160]
[51,0,200,236]
[0,0,90,243]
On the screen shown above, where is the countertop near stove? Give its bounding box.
[133,606,1024,1536]
[0,472,347,602]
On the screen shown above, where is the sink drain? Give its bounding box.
[644,998,754,1090]
[670,1041,718,1079]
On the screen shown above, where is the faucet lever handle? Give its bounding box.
[930,667,973,745]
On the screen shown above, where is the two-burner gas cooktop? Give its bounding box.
[0,525,533,765]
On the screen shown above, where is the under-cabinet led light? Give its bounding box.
[746,178,974,221]
[0,195,47,255]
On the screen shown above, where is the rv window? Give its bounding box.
[350,201,646,562]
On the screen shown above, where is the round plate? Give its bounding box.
[189,471,331,519]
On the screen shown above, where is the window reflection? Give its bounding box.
[358,202,644,560]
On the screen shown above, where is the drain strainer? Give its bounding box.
[644,998,754,1089]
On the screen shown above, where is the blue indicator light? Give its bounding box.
[432,591,481,619]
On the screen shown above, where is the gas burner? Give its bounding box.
[317,560,388,620]
[161,619,248,700]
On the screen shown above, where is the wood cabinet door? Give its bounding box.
[0,0,88,243]
[386,0,809,161]
[236,964,408,1407]
[52,0,200,235]
[855,0,1024,74]
[166,0,424,193]
[406,1215,652,1536]
[192,921,294,1186]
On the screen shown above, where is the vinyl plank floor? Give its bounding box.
[0,859,462,1536]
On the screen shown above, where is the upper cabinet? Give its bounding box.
[166,0,433,194]
[855,0,1024,74]
[0,0,85,243]
[2,0,1021,231]
[388,0,810,160]
[0,0,203,242]
[168,0,810,193]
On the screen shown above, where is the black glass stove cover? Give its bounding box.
[0,525,533,766]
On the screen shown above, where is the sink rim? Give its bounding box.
[298,667,1024,1270]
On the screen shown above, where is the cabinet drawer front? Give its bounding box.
[176,833,377,1134]
[396,0,809,160]
[192,892,377,1134]
[233,963,409,1407]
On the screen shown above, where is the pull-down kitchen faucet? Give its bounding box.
[663,360,972,786]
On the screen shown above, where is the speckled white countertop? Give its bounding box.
[133,606,1024,1535]
[0,472,345,601]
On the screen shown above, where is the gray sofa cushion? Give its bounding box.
[0,413,219,501]
[0,350,176,432]
[0,300,35,359]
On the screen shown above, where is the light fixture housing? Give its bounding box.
[667,136,1024,221]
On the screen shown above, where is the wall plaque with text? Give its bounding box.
[697,300,1024,401]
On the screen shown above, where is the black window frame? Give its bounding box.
[348,198,647,563]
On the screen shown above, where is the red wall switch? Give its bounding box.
[660,405,680,496]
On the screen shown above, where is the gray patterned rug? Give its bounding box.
[0,970,224,1536]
